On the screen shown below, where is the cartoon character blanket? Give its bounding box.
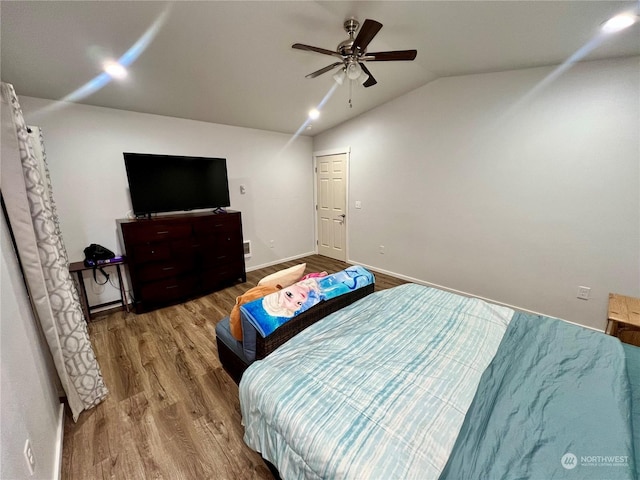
[240,265,375,338]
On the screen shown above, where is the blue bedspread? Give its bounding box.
[439,311,636,480]
[623,342,640,475]
[240,284,514,479]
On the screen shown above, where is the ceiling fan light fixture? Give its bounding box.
[333,69,346,85]
[346,61,362,80]
[357,71,370,85]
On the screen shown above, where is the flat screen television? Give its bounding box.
[123,152,230,216]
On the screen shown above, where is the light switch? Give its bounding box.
[240,185,246,194]
[355,200,362,209]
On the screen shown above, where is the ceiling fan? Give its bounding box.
[292,18,417,89]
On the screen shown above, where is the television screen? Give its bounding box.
[123,153,230,215]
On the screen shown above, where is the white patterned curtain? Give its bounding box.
[1,82,108,420]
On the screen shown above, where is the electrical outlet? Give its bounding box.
[577,286,591,300]
[269,240,274,249]
[24,439,35,475]
[379,245,385,254]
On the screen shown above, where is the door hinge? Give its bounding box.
[315,167,317,173]
[315,204,318,210]
[316,240,318,245]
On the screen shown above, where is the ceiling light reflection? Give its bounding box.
[103,61,127,79]
[601,13,637,33]
[60,5,171,104]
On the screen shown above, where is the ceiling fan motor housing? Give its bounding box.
[337,39,355,56]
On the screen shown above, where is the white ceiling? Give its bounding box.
[2,1,639,136]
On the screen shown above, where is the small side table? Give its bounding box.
[69,258,129,321]
[607,293,640,345]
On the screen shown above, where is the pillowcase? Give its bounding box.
[257,263,306,289]
[230,285,280,340]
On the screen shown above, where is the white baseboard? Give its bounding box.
[349,259,603,333]
[246,251,316,273]
[54,403,65,480]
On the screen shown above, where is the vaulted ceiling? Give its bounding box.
[2,1,638,135]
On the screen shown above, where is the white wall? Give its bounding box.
[314,57,640,331]
[19,97,315,306]
[1,214,63,480]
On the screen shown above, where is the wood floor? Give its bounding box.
[62,255,406,480]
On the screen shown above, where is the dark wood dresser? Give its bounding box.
[117,211,246,313]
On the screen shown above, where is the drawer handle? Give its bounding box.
[191,244,201,248]
[162,267,175,271]
[166,285,178,290]
[217,255,227,260]
[156,231,169,235]
[214,224,224,227]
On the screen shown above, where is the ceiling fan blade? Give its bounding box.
[352,19,383,52]
[364,50,417,61]
[292,43,342,58]
[305,62,343,79]
[359,63,377,88]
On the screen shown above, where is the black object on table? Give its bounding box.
[69,257,129,321]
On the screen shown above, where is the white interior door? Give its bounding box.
[316,153,347,261]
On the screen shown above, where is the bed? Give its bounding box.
[239,284,638,480]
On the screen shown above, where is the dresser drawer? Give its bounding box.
[124,223,192,245]
[200,262,245,291]
[132,243,171,264]
[196,231,242,267]
[216,231,243,257]
[136,260,193,283]
[193,215,240,236]
[201,246,239,267]
[139,275,197,303]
